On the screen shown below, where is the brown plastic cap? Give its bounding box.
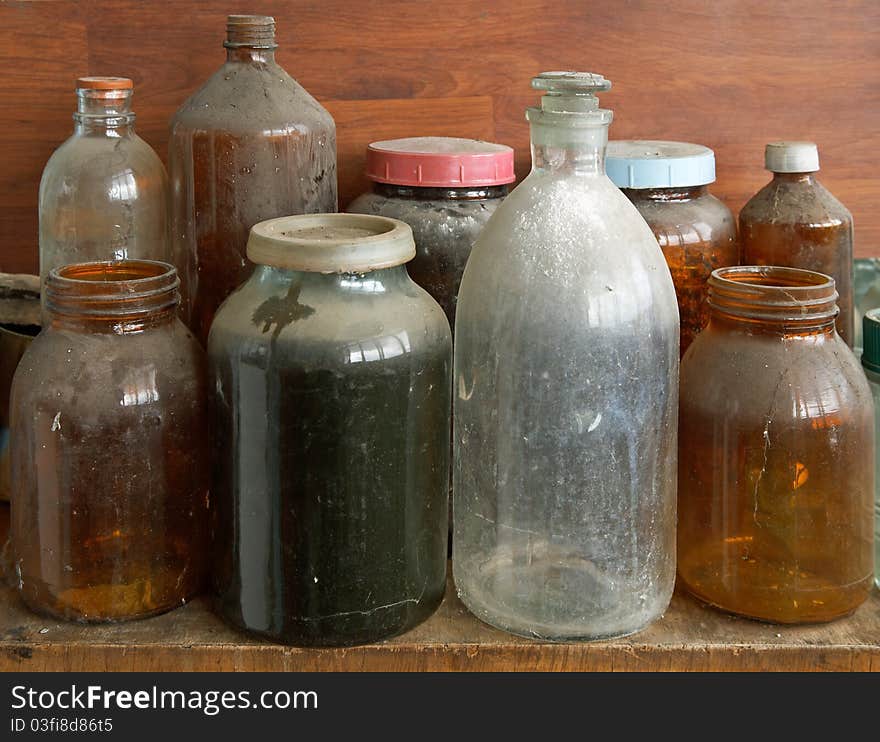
[76,77,133,91]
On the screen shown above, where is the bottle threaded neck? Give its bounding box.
[45,261,180,322]
[708,266,838,328]
[224,14,277,48]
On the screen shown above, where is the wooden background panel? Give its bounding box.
[0,0,878,274]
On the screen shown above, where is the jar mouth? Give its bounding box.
[45,260,180,318]
[708,266,838,325]
[247,213,416,274]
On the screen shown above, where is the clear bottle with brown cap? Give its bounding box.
[169,15,337,344]
[39,77,170,295]
[678,266,873,623]
[740,142,854,345]
[10,260,209,622]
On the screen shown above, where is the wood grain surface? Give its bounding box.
[1,0,878,275]
[0,506,878,672]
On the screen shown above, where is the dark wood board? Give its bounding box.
[1,0,878,274]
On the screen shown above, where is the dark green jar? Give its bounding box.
[209,213,451,646]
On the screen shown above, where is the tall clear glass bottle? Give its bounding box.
[39,77,170,294]
[452,72,680,641]
[169,14,338,344]
[740,142,854,346]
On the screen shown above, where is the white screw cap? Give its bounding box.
[765,142,820,173]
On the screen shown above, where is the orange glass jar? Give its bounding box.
[606,141,738,356]
[740,142,854,346]
[678,266,874,623]
[10,261,209,622]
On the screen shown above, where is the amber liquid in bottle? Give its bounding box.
[11,261,210,622]
[624,185,738,356]
[169,15,337,344]
[740,172,854,345]
[678,267,874,623]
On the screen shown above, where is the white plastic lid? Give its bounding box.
[764,141,820,173]
[605,140,716,188]
[247,213,415,273]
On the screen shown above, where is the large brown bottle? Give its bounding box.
[739,142,854,345]
[169,15,337,344]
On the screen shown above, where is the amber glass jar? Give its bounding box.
[169,14,337,344]
[606,141,738,356]
[740,142,854,346]
[678,266,873,623]
[210,213,451,646]
[10,261,209,622]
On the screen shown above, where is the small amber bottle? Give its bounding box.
[10,260,210,622]
[606,141,738,356]
[678,266,874,623]
[740,142,854,345]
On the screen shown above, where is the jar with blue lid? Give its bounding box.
[606,141,738,356]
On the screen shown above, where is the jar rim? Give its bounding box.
[246,213,416,273]
[708,265,838,326]
[44,260,179,318]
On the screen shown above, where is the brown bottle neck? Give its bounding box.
[44,261,180,335]
[772,172,817,185]
[624,184,709,203]
[707,266,839,336]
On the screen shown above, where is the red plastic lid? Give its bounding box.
[365,137,516,187]
[76,77,133,90]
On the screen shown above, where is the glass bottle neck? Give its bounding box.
[772,172,817,185]
[372,182,509,201]
[225,47,277,65]
[530,122,608,176]
[254,263,411,293]
[73,89,135,136]
[624,185,709,203]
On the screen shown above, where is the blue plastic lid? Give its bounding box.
[605,140,716,189]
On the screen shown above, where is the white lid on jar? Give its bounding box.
[764,141,820,173]
[247,213,416,274]
[605,140,716,188]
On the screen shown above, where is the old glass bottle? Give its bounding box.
[347,137,515,330]
[606,141,738,356]
[740,142,854,346]
[679,266,874,623]
[453,72,680,641]
[11,260,209,622]
[39,77,170,294]
[861,308,880,588]
[210,213,451,646]
[169,14,338,344]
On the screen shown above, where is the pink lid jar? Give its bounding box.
[347,137,515,330]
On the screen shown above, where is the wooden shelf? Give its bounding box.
[1,504,877,671]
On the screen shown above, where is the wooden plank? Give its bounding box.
[1,505,877,672]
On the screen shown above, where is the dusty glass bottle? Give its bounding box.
[347,137,515,329]
[606,141,738,356]
[210,213,451,646]
[10,260,209,622]
[169,14,338,344]
[453,72,680,641]
[679,266,874,623]
[39,77,170,294]
[740,142,854,346]
[861,308,880,588]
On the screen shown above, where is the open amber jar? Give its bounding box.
[678,266,874,623]
[606,141,738,356]
[10,260,209,622]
